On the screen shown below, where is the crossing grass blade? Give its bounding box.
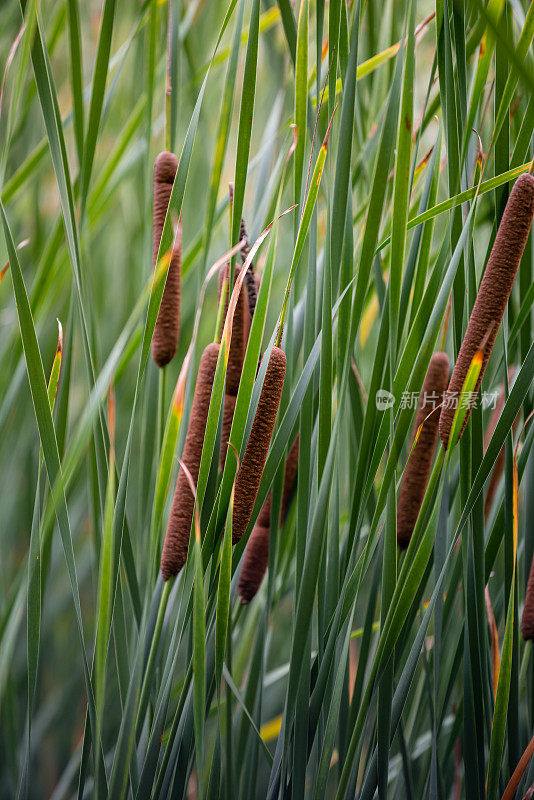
[66,0,84,168]
[293,0,309,210]
[2,1,534,797]
[0,201,101,775]
[79,0,117,211]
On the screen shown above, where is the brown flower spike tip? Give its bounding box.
[161,343,219,580]
[232,346,286,545]
[238,436,299,603]
[397,352,450,549]
[239,217,259,321]
[439,173,534,448]
[218,262,250,396]
[152,151,181,368]
[521,553,534,641]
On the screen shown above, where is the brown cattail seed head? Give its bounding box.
[397,352,450,549]
[238,526,270,604]
[521,553,534,641]
[280,435,299,522]
[152,151,181,367]
[238,436,300,603]
[439,173,534,448]
[244,269,258,321]
[257,435,300,528]
[219,394,236,470]
[160,343,219,579]
[218,263,250,395]
[232,347,286,544]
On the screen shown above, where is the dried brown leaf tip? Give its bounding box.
[397,352,450,549]
[55,318,63,357]
[1,237,29,284]
[238,436,299,604]
[152,151,181,368]
[232,346,286,545]
[521,553,534,642]
[160,343,219,580]
[439,173,534,448]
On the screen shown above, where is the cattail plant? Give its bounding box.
[238,436,299,603]
[483,367,519,520]
[218,262,250,396]
[237,526,270,605]
[522,552,534,641]
[239,217,259,320]
[439,173,534,448]
[218,260,250,470]
[160,343,219,579]
[397,352,450,549]
[152,151,181,368]
[232,346,286,544]
[217,231,261,469]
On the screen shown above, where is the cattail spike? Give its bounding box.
[152,151,181,367]
[257,435,300,529]
[232,347,286,544]
[521,553,534,641]
[161,343,219,579]
[280,435,299,523]
[439,173,534,448]
[397,352,450,549]
[239,217,251,263]
[238,217,259,320]
[218,263,250,395]
[238,436,299,603]
[244,270,258,321]
[238,526,270,604]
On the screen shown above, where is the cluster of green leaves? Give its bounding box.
[0,0,533,798]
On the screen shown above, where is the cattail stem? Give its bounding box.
[397,352,450,549]
[136,577,173,737]
[161,343,219,579]
[232,346,286,544]
[165,0,174,152]
[439,173,534,447]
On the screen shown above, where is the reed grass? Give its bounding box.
[0,2,533,798]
